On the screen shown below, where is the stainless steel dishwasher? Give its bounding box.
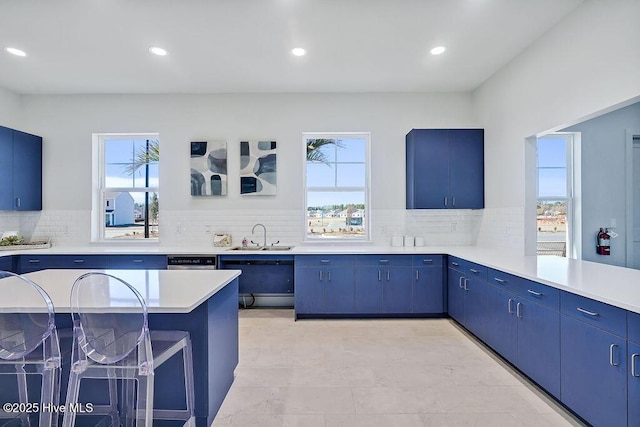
[167,255,217,270]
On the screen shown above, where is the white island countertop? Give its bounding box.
[17,269,241,313]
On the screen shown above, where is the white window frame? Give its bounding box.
[536,133,579,258]
[302,132,371,243]
[91,133,160,243]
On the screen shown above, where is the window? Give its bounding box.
[536,134,575,257]
[303,132,370,241]
[93,134,159,241]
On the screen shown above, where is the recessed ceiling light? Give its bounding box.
[291,47,306,57]
[149,46,167,56]
[6,47,27,57]
[430,46,446,55]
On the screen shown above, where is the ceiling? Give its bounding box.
[0,0,583,95]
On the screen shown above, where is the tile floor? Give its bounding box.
[213,309,584,427]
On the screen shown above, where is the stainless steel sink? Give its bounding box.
[227,246,293,251]
[262,245,294,251]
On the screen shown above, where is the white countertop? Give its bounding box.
[2,244,639,314]
[11,269,241,314]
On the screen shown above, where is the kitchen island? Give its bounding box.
[2,269,240,427]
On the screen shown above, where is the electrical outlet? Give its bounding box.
[610,218,617,228]
[504,226,511,237]
[380,225,387,234]
[176,223,181,234]
[205,225,211,233]
[451,222,457,232]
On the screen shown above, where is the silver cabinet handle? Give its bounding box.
[320,259,330,264]
[527,289,543,297]
[469,268,479,274]
[444,196,447,207]
[508,298,514,314]
[632,353,640,377]
[73,259,85,264]
[28,259,40,264]
[452,196,456,207]
[16,197,21,208]
[387,270,390,281]
[577,307,599,317]
[319,270,323,280]
[422,259,433,264]
[378,259,389,264]
[378,270,381,281]
[516,302,522,318]
[459,276,464,289]
[416,270,419,281]
[463,279,468,291]
[494,278,506,283]
[132,259,144,263]
[327,270,331,281]
[610,344,619,367]
[451,261,459,267]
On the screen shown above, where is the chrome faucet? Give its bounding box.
[251,223,267,247]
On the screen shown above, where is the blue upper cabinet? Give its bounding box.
[406,128,484,209]
[0,126,43,211]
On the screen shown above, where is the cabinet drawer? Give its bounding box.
[463,261,487,281]
[0,256,15,272]
[517,279,559,311]
[629,311,640,344]
[18,255,54,272]
[448,256,465,271]
[55,255,111,269]
[561,291,627,337]
[109,255,167,269]
[355,255,412,267]
[411,255,443,266]
[487,268,522,293]
[294,255,354,267]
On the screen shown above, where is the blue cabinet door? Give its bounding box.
[12,130,42,211]
[406,129,449,209]
[413,266,444,313]
[383,266,412,314]
[294,267,324,314]
[0,126,13,210]
[448,129,484,209]
[0,256,14,272]
[517,300,560,398]
[324,266,355,314]
[463,276,487,340]
[484,284,517,363]
[628,341,640,427]
[447,268,465,323]
[355,267,383,313]
[560,315,627,427]
[109,255,167,269]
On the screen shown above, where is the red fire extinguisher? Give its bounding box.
[596,228,611,255]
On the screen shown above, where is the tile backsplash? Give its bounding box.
[0,208,488,248]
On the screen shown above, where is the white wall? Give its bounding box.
[0,86,21,129]
[474,0,640,254]
[11,92,481,247]
[563,102,640,266]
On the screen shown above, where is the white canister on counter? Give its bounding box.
[391,234,403,247]
[403,235,414,247]
[414,236,425,246]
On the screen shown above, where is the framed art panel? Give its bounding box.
[240,140,277,195]
[191,141,227,196]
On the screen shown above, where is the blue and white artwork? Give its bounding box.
[191,141,227,196]
[240,141,277,195]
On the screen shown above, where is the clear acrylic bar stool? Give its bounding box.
[62,272,195,427]
[0,271,62,427]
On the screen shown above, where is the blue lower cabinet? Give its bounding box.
[447,268,465,323]
[463,276,487,340]
[413,265,444,313]
[294,267,324,314]
[18,255,54,273]
[561,314,627,427]
[324,267,355,314]
[383,266,413,314]
[355,267,383,313]
[484,284,517,363]
[516,299,560,398]
[629,341,640,427]
[0,256,14,272]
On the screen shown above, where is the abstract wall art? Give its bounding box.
[190,141,227,196]
[240,140,277,195]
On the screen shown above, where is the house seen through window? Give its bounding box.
[304,132,370,241]
[96,134,159,240]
